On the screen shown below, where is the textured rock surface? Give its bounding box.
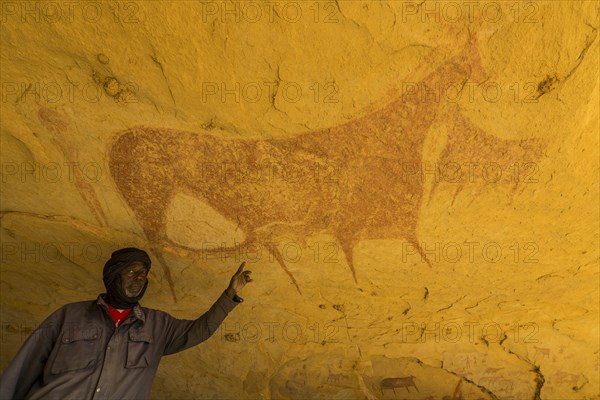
[1,1,599,399]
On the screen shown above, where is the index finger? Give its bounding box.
[236,261,246,274]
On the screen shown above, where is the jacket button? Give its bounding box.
[96,388,100,393]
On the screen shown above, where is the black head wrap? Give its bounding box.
[103,247,151,309]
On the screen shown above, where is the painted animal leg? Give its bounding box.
[151,249,178,303]
[266,244,302,295]
[406,236,433,268]
[338,237,358,284]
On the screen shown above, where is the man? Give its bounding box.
[0,247,252,400]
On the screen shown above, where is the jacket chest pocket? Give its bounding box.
[51,327,100,374]
[126,331,153,368]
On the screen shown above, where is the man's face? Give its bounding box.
[120,262,148,297]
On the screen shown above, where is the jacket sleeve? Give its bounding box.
[0,308,63,400]
[163,290,239,355]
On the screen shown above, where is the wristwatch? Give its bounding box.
[232,294,244,303]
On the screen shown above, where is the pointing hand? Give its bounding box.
[226,262,252,295]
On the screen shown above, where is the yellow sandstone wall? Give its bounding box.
[1,1,598,399]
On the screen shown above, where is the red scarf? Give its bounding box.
[106,302,132,327]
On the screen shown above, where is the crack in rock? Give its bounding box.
[499,334,545,399]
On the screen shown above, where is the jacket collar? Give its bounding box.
[97,294,146,323]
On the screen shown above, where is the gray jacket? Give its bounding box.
[0,291,240,400]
